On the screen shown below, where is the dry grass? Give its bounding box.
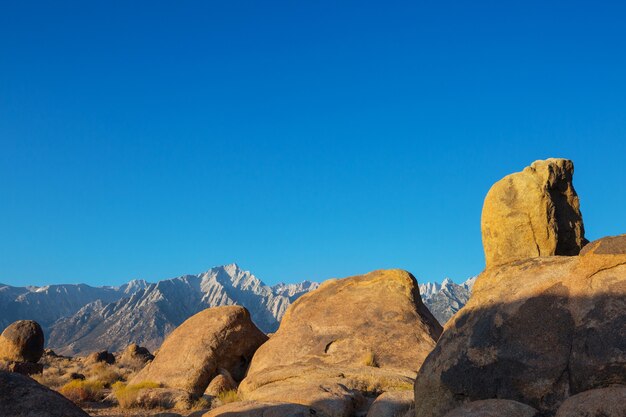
[111,381,161,408]
[59,379,105,403]
[86,362,123,387]
[217,389,240,404]
[361,350,379,367]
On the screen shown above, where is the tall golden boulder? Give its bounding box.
[481,158,587,268]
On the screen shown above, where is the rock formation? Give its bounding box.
[0,371,90,417]
[366,391,414,417]
[554,386,626,417]
[442,399,538,417]
[85,350,115,364]
[0,320,44,363]
[413,234,626,417]
[118,343,154,365]
[481,158,587,267]
[237,269,442,417]
[130,305,267,397]
[202,401,332,417]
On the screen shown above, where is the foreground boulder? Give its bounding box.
[203,400,331,417]
[0,320,44,363]
[554,386,626,417]
[239,269,442,417]
[442,399,538,417]
[366,391,413,417]
[481,158,587,267]
[413,235,626,417]
[0,371,89,417]
[130,306,267,397]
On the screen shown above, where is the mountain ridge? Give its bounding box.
[1,265,473,355]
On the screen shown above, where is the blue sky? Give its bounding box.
[1,1,625,287]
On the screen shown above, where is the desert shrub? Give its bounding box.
[59,380,104,403]
[32,371,66,389]
[217,389,239,404]
[86,362,123,387]
[361,350,378,367]
[112,381,161,408]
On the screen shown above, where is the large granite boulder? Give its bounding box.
[554,386,626,417]
[0,371,90,417]
[366,391,414,417]
[481,158,587,268]
[203,400,331,417]
[0,320,44,363]
[413,235,626,417]
[130,306,267,397]
[239,269,442,417]
[442,399,538,417]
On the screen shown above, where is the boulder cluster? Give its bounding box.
[1,158,624,417]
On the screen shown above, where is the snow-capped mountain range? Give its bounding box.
[0,265,474,355]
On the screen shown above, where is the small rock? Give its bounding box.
[86,350,115,364]
[366,391,413,417]
[205,369,238,396]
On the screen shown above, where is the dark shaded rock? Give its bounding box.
[0,371,90,417]
[86,350,115,364]
[555,386,626,417]
[442,399,538,417]
[413,241,626,417]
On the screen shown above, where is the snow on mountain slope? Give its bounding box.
[47,264,318,355]
[2,265,471,355]
[419,277,476,324]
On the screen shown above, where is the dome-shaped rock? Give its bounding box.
[239,269,442,417]
[0,320,44,363]
[130,306,267,397]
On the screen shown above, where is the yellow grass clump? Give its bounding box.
[111,381,161,408]
[59,380,104,403]
[217,389,240,404]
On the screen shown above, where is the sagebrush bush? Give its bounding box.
[86,362,123,387]
[59,380,104,403]
[112,381,161,408]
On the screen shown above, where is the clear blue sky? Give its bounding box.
[1,1,625,287]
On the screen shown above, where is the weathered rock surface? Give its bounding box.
[0,359,43,375]
[413,235,626,417]
[366,391,414,417]
[119,343,154,364]
[240,269,442,417]
[0,371,90,417]
[203,401,331,417]
[205,369,238,396]
[0,320,44,363]
[481,158,587,267]
[85,349,116,364]
[442,399,538,417]
[130,305,267,397]
[555,386,626,417]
